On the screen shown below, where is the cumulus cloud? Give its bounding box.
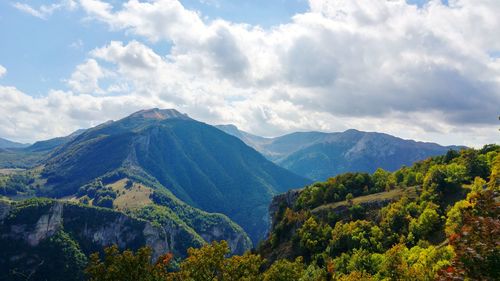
[2,0,500,146]
[67,59,108,94]
[0,65,6,78]
[0,85,172,143]
[12,0,77,19]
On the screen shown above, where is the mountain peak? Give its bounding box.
[129,108,191,120]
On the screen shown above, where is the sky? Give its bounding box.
[0,0,498,147]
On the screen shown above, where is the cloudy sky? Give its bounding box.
[0,0,498,146]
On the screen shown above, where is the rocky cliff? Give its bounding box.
[0,198,249,281]
[268,189,301,231]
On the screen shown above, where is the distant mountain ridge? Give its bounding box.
[216,126,464,181]
[27,129,86,153]
[0,137,29,149]
[0,129,87,169]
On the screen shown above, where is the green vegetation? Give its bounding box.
[0,225,87,281]
[258,145,499,280]
[0,197,241,281]
[87,241,320,281]
[1,141,498,280]
[86,245,172,281]
[83,145,499,280]
[0,149,48,169]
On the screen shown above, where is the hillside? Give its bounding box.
[15,109,309,243]
[0,137,29,149]
[0,198,220,281]
[25,129,86,153]
[255,144,499,279]
[0,129,86,169]
[81,144,499,281]
[217,126,463,181]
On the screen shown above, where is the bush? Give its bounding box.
[93,196,113,208]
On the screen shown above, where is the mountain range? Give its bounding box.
[216,125,463,181]
[0,108,477,281]
[1,109,463,245]
[2,109,309,244]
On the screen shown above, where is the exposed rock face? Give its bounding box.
[0,200,179,260]
[199,225,252,255]
[0,200,10,222]
[129,108,191,120]
[268,189,301,230]
[143,223,170,260]
[27,202,63,246]
[312,198,395,222]
[0,199,252,263]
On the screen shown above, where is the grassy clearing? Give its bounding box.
[108,178,153,211]
[0,168,26,175]
[313,187,418,212]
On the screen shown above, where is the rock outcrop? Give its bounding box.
[0,199,186,260]
[268,189,301,231]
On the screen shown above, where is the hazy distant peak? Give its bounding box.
[342,128,362,135]
[217,124,238,130]
[0,137,30,149]
[215,124,241,135]
[129,108,191,120]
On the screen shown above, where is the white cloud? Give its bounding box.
[0,65,6,78]
[67,59,107,95]
[2,0,500,146]
[0,85,171,143]
[69,39,84,50]
[13,0,77,19]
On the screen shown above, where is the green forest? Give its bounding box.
[85,145,500,280]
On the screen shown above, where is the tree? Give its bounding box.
[177,240,229,281]
[459,149,489,180]
[263,257,305,281]
[372,168,390,192]
[86,245,171,281]
[330,220,382,255]
[409,203,440,241]
[222,252,264,281]
[299,263,327,281]
[298,217,331,259]
[171,240,265,281]
[345,193,354,206]
[488,154,500,190]
[440,189,500,280]
[379,198,410,242]
[331,248,382,277]
[94,196,114,208]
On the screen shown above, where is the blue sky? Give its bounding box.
[0,0,309,95]
[0,0,498,146]
[0,0,440,95]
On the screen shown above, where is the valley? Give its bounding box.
[0,109,497,281]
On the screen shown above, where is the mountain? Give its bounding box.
[46,145,499,281]
[34,109,310,243]
[215,124,272,154]
[0,129,86,169]
[256,145,499,279]
[0,137,29,149]
[217,126,463,181]
[26,128,86,153]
